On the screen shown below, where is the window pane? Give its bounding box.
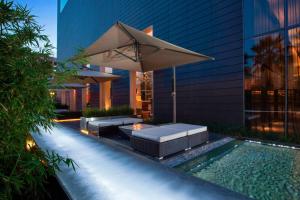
[244,33,285,133]
[244,0,284,38]
[288,0,300,26]
[287,28,300,138]
[60,0,69,13]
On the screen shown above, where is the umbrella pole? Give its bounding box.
[173,66,176,123]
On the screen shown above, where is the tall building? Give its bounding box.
[57,0,300,137]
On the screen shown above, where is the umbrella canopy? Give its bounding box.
[81,22,214,122]
[50,83,87,89]
[82,21,213,72]
[67,70,120,84]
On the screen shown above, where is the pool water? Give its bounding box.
[175,140,300,200]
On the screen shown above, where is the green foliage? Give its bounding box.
[54,102,69,110]
[0,1,83,199]
[55,111,82,120]
[83,105,133,118]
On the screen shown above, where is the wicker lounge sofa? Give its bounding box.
[80,116,113,130]
[87,117,143,135]
[131,123,208,159]
[131,127,188,159]
[160,123,208,148]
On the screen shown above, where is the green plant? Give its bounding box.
[0,1,83,199]
[83,105,133,118]
[55,111,82,120]
[54,102,69,110]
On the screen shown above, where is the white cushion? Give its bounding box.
[122,118,143,124]
[88,119,122,127]
[161,123,207,135]
[132,127,187,142]
[120,124,157,131]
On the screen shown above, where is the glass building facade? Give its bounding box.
[244,0,300,137]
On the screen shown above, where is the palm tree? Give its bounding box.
[250,34,284,132]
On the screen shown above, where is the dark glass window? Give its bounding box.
[288,0,300,26]
[244,0,284,38]
[60,0,69,13]
[244,33,285,133]
[244,0,300,136]
[287,27,300,138]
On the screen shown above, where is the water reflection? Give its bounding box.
[245,33,285,133]
[288,28,300,138]
[244,0,284,38]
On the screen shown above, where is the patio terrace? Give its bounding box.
[31,122,249,200]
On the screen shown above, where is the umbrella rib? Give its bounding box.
[141,44,214,60]
[117,22,136,41]
[83,43,134,58]
[113,49,137,62]
[136,42,144,72]
[91,77,98,83]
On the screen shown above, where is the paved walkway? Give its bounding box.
[32,124,249,200]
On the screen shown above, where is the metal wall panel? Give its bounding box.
[57,0,244,124]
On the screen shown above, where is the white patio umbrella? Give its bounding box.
[81,22,214,122]
[50,83,87,89]
[68,70,120,84]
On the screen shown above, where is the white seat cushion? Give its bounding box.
[161,123,207,135]
[122,118,143,124]
[88,119,122,127]
[132,127,187,142]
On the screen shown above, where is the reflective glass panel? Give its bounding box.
[244,0,284,38]
[288,0,300,26]
[244,32,285,133]
[60,0,69,13]
[287,27,300,138]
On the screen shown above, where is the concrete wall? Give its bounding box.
[57,0,244,125]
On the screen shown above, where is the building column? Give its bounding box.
[99,67,112,110]
[130,71,136,114]
[69,89,76,111]
[82,87,86,111]
[100,81,111,110]
[61,90,66,105]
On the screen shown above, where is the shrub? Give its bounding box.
[83,105,133,118]
[54,102,69,110]
[55,111,82,120]
[0,1,80,199]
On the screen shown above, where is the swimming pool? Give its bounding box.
[175,140,300,200]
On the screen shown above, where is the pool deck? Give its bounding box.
[60,121,235,166]
[32,122,250,200]
[161,137,235,167]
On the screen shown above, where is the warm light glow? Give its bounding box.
[105,102,110,110]
[26,137,36,151]
[278,90,285,96]
[81,129,89,135]
[49,91,55,97]
[267,90,274,96]
[144,26,153,36]
[53,118,81,122]
[86,84,90,103]
[255,123,284,133]
[132,123,143,131]
[251,90,261,95]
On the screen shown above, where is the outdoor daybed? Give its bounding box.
[131,123,208,159]
[87,117,143,135]
[160,123,208,148]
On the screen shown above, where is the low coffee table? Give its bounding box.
[119,124,156,136]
